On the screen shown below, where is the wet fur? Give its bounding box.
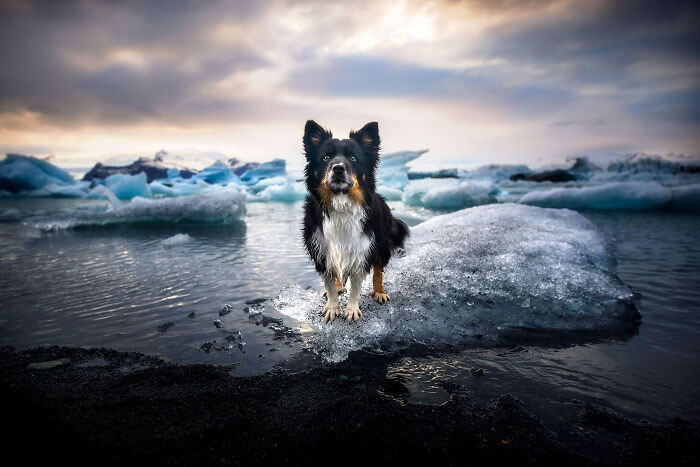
[301,120,409,322]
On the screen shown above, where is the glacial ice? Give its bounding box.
[274,203,639,362]
[670,183,700,211]
[377,150,427,190]
[37,189,247,230]
[0,154,76,193]
[193,160,237,185]
[248,177,306,202]
[160,233,193,247]
[239,159,286,184]
[105,172,152,200]
[402,178,499,209]
[518,181,674,210]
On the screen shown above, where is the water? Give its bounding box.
[0,199,698,422]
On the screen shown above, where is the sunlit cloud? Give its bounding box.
[0,0,698,168]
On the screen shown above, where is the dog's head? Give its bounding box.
[303,120,380,204]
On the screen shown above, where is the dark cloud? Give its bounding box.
[0,0,274,126]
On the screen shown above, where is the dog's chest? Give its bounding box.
[315,195,372,277]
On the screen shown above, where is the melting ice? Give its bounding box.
[274,204,640,362]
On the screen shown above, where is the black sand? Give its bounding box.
[1,346,697,466]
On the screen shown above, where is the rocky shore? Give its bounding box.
[1,346,697,466]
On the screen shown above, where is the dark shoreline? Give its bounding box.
[1,345,697,466]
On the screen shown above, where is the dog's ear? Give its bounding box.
[303,120,332,158]
[350,122,380,156]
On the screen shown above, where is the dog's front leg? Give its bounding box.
[322,274,340,323]
[345,271,365,322]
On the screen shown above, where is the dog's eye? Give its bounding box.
[349,156,357,162]
[323,155,330,161]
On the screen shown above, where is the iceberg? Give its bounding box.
[518,181,674,210]
[274,204,639,362]
[255,177,306,202]
[192,160,237,185]
[0,154,76,193]
[670,183,700,211]
[37,189,247,230]
[402,179,498,209]
[240,159,286,184]
[82,155,196,183]
[377,150,428,190]
[105,172,152,200]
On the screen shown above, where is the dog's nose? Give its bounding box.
[332,164,345,175]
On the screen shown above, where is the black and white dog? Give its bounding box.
[302,120,409,323]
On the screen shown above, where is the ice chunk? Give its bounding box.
[274,204,638,362]
[402,179,498,209]
[105,172,152,200]
[193,160,237,185]
[518,181,673,210]
[149,179,218,197]
[670,183,700,211]
[464,164,532,182]
[249,177,306,202]
[0,154,76,193]
[160,233,193,246]
[376,185,403,201]
[377,150,427,190]
[36,189,247,230]
[240,159,286,184]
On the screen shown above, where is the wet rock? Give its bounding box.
[470,368,485,377]
[26,359,71,370]
[187,312,196,318]
[82,155,197,183]
[199,343,214,353]
[219,304,234,316]
[509,169,576,183]
[213,320,223,329]
[157,322,174,333]
[245,298,269,305]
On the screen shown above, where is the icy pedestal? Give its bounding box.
[274,204,639,362]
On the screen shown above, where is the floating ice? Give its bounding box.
[160,233,193,247]
[248,177,305,202]
[518,181,674,210]
[670,183,700,211]
[37,189,246,230]
[105,172,152,200]
[193,160,237,185]
[274,204,639,362]
[240,159,286,184]
[0,154,76,193]
[402,178,498,209]
[149,179,218,197]
[377,150,427,190]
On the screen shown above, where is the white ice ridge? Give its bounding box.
[274,204,639,362]
[36,189,247,230]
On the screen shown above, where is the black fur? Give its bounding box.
[301,120,409,276]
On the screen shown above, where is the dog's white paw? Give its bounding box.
[323,304,340,324]
[370,291,390,304]
[322,287,346,299]
[345,305,362,323]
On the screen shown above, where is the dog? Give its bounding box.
[301,120,410,323]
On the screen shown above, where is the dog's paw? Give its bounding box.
[370,291,390,304]
[322,287,346,299]
[323,304,340,323]
[345,305,362,323]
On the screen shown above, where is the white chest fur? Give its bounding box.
[313,194,372,279]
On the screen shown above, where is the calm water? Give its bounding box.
[0,199,698,423]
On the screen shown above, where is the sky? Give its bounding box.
[0,0,698,171]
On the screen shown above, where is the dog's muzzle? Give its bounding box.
[327,163,352,190]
